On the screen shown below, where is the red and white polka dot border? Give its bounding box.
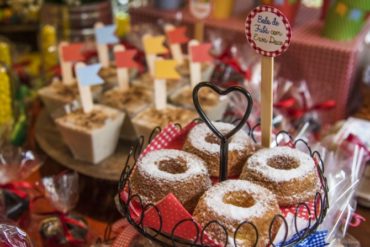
[245,5,292,57]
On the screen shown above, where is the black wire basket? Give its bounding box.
[116,82,329,247]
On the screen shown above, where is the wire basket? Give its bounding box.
[116,82,329,247]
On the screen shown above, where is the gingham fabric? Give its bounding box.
[296,230,328,247]
[111,219,138,247]
[278,20,370,124]
[281,201,316,220]
[141,123,182,156]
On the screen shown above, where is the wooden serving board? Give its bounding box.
[35,109,133,182]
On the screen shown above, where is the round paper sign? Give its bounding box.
[245,6,291,57]
[189,0,212,20]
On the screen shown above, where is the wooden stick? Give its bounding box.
[195,22,205,42]
[95,22,110,68]
[188,40,201,88]
[58,42,74,85]
[261,56,274,148]
[75,62,94,113]
[165,24,184,65]
[154,79,167,110]
[113,45,129,90]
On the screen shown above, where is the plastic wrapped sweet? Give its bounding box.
[40,171,89,246]
[314,119,368,244]
[0,146,43,224]
[0,224,33,247]
[0,146,43,184]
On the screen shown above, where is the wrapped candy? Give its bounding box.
[0,145,43,226]
[0,224,33,247]
[39,171,89,247]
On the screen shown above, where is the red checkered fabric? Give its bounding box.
[281,201,316,220]
[245,5,292,57]
[141,123,182,156]
[110,219,138,247]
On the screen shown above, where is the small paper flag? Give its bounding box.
[115,50,139,68]
[76,64,103,86]
[274,0,284,6]
[190,43,213,63]
[61,43,84,62]
[95,24,119,44]
[143,36,168,55]
[349,8,363,21]
[336,2,347,17]
[154,59,180,80]
[166,27,189,44]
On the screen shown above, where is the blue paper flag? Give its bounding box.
[274,0,285,6]
[76,64,103,86]
[349,9,363,21]
[95,25,119,44]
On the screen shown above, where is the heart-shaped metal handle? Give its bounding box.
[192,82,253,181]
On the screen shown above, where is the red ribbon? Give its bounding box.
[274,97,336,120]
[0,181,33,199]
[38,211,88,244]
[349,213,366,227]
[344,134,370,158]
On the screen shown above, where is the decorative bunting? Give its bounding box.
[95,24,119,45]
[166,27,189,44]
[115,50,139,69]
[154,59,180,80]
[143,35,168,55]
[75,64,103,86]
[61,43,84,62]
[190,43,213,63]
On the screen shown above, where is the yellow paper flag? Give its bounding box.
[154,60,180,80]
[143,35,168,55]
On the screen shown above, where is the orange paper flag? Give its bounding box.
[115,49,139,68]
[143,35,168,55]
[190,43,213,63]
[62,43,84,62]
[154,60,180,80]
[166,27,189,44]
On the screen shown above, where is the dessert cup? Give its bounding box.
[132,105,197,141]
[100,86,153,140]
[55,104,124,164]
[38,80,102,116]
[170,85,228,121]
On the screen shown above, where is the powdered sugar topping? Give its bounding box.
[246,146,315,182]
[188,122,253,154]
[204,180,276,221]
[138,149,209,182]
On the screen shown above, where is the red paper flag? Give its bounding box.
[61,43,84,62]
[190,43,213,63]
[166,27,189,44]
[115,49,139,69]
